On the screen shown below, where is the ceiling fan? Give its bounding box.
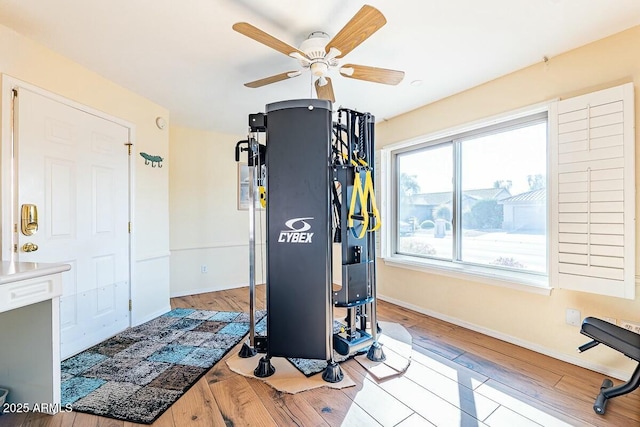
[232,4,405,102]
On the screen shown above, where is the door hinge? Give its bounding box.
[14,224,17,233]
[125,142,133,155]
[129,299,132,311]
[13,244,17,253]
[128,222,132,233]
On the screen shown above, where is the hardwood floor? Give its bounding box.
[2,285,638,426]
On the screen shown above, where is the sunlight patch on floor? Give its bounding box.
[350,348,576,427]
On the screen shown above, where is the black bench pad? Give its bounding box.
[581,317,640,362]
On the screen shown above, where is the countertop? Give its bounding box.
[0,261,71,285]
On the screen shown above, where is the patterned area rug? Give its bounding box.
[60,308,266,424]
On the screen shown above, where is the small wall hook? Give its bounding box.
[140,152,163,168]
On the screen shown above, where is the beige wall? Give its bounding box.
[376,25,640,377]
[0,24,171,324]
[169,126,265,296]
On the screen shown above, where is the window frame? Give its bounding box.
[380,103,553,294]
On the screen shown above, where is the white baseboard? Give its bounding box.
[170,282,248,298]
[132,304,172,327]
[378,294,631,381]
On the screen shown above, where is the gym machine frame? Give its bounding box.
[235,99,384,383]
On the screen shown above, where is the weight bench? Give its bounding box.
[578,317,640,415]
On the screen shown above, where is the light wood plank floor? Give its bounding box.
[2,285,638,426]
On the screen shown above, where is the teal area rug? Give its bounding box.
[60,308,266,424]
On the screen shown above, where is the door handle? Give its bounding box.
[22,242,38,252]
[21,204,38,236]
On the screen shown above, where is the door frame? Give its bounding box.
[1,74,136,330]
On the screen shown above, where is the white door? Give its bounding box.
[14,87,131,358]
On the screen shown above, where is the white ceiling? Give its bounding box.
[1,0,640,135]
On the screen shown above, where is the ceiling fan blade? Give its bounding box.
[245,71,301,88]
[325,5,386,58]
[339,64,405,85]
[315,77,335,103]
[233,22,308,59]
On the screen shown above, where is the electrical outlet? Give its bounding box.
[201,265,208,273]
[619,320,640,334]
[565,308,581,327]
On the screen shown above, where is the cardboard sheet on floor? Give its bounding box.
[227,353,356,393]
[227,321,412,392]
[354,321,412,380]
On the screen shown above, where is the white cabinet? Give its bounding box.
[0,262,70,414]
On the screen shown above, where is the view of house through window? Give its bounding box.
[396,114,548,275]
[398,143,454,260]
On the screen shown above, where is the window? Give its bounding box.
[383,83,634,296]
[391,113,548,281]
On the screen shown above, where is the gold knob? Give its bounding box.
[22,242,38,252]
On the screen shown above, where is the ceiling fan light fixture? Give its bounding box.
[310,61,329,77]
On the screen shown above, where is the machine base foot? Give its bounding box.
[593,378,613,414]
[254,356,275,377]
[367,341,386,362]
[238,341,257,358]
[322,361,344,383]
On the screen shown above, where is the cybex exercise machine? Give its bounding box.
[235,99,384,382]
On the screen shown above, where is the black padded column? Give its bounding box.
[265,99,332,360]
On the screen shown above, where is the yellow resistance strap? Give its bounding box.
[348,169,381,238]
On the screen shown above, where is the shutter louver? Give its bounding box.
[552,83,635,299]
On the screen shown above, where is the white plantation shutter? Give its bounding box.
[550,83,635,299]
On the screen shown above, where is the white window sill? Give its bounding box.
[382,255,552,296]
